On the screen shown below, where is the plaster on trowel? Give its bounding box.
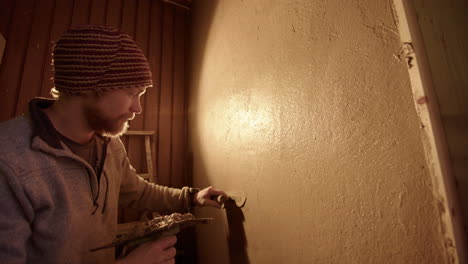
[214,191,247,208]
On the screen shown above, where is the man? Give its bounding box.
[0,25,224,263]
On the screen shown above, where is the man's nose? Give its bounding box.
[130,97,142,114]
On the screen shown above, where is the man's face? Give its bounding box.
[84,86,147,137]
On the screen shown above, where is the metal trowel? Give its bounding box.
[214,191,247,208]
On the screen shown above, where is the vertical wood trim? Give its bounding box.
[121,0,143,172]
[12,0,37,117]
[0,0,15,38]
[38,0,56,97]
[15,0,55,116]
[183,9,192,187]
[120,0,136,38]
[171,8,186,188]
[393,0,467,261]
[132,0,151,172]
[39,0,74,97]
[158,4,175,186]
[146,1,163,183]
[89,0,107,25]
[105,0,122,28]
[71,0,91,26]
[0,0,35,121]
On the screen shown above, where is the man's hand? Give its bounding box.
[116,235,177,264]
[194,186,227,209]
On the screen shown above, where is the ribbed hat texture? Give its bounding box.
[53,25,152,95]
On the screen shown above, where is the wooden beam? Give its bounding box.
[393,0,468,261]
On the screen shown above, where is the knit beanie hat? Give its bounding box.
[52,25,153,95]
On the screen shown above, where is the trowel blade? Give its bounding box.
[224,191,247,208]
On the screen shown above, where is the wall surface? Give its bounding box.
[188,0,451,263]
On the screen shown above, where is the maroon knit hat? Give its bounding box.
[52,25,153,95]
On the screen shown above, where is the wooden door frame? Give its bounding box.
[393,0,467,262]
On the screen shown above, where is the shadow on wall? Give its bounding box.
[189,1,251,263]
[188,0,218,104]
[225,201,250,264]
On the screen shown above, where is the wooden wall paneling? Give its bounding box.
[134,0,151,172]
[105,0,122,28]
[0,0,15,38]
[183,8,192,187]
[71,0,92,26]
[119,0,136,157]
[39,0,74,97]
[15,0,55,116]
[158,4,175,186]
[120,0,137,38]
[171,8,187,188]
[89,0,108,25]
[0,0,34,121]
[146,1,163,183]
[119,0,146,222]
[0,0,189,190]
[135,0,150,54]
[121,0,144,173]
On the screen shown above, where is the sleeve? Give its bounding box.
[0,160,32,264]
[115,139,192,213]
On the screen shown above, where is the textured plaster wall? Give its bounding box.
[188,0,449,263]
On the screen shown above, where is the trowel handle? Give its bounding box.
[211,192,246,208]
[214,195,228,204]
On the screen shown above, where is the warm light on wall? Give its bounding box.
[230,102,271,132]
[210,93,275,144]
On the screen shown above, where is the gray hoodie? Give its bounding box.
[0,99,192,263]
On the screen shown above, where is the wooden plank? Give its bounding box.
[157,4,175,187]
[125,130,155,136]
[132,0,151,174]
[151,134,157,183]
[120,0,136,37]
[39,0,74,97]
[71,0,92,26]
[135,0,150,56]
[413,0,468,116]
[145,0,164,183]
[120,0,144,173]
[443,114,468,159]
[145,136,154,181]
[170,8,187,188]
[393,0,468,259]
[15,0,55,116]
[105,0,122,28]
[89,0,108,25]
[0,0,34,121]
[182,9,191,188]
[161,0,190,10]
[0,0,15,37]
[132,0,148,127]
[139,173,151,180]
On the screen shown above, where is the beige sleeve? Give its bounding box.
[115,139,192,213]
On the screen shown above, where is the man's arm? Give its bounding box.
[114,137,192,212]
[115,138,227,212]
[192,186,227,208]
[0,162,32,263]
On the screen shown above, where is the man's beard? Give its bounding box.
[84,106,133,137]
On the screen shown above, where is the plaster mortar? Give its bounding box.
[189,0,449,263]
